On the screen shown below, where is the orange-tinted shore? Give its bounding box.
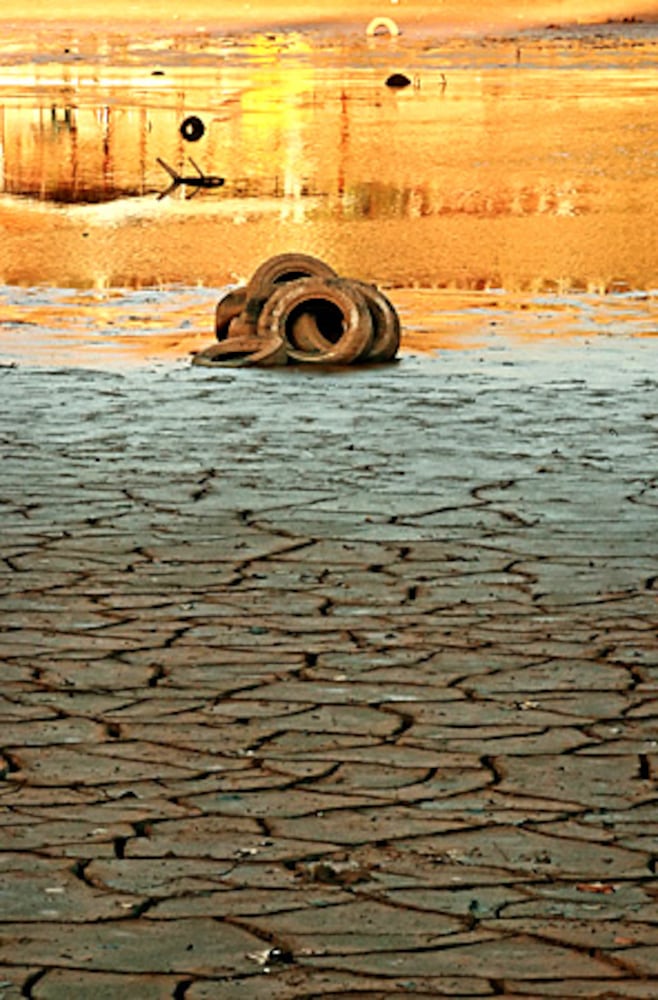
[1,9,658,365]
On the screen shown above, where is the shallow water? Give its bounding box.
[1,22,658,364]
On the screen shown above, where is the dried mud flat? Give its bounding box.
[1,298,657,998]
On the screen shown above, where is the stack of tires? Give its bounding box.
[192,254,401,367]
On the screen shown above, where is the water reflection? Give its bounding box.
[1,26,658,290]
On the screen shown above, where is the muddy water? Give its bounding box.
[1,22,658,364]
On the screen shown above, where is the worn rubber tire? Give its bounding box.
[286,280,400,362]
[257,277,373,365]
[192,333,287,367]
[242,253,338,324]
[227,312,258,339]
[215,287,247,341]
[289,311,329,352]
[349,280,401,362]
[180,115,205,141]
[366,16,400,36]
[288,279,401,362]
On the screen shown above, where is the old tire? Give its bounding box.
[289,311,329,352]
[192,333,287,367]
[257,277,373,365]
[215,287,247,341]
[242,253,338,324]
[227,312,258,340]
[287,280,400,363]
[350,280,401,362]
[180,115,205,141]
[366,16,400,37]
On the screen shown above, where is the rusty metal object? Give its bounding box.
[290,311,328,352]
[197,254,401,368]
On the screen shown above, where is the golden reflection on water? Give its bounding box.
[1,24,658,295]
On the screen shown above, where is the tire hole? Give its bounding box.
[287,300,344,346]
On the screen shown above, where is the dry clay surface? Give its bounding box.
[1,330,657,998]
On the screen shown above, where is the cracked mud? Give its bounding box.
[1,329,657,999]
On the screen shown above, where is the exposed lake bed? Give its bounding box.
[1,14,657,998]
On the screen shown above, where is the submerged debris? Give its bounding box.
[179,115,205,141]
[385,72,412,89]
[366,16,400,37]
[156,157,224,199]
